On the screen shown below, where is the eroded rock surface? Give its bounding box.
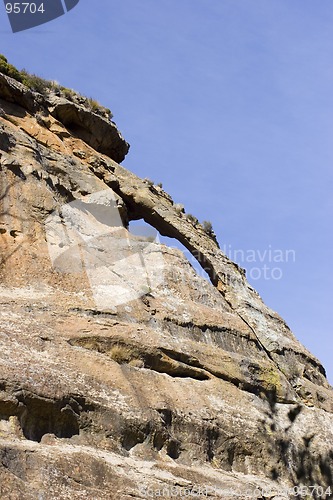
[0,72,333,499]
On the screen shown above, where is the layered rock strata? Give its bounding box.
[0,72,332,499]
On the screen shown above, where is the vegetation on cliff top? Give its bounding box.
[0,54,112,119]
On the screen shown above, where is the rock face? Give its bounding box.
[0,71,333,499]
[0,72,129,163]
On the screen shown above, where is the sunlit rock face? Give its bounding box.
[0,70,332,499]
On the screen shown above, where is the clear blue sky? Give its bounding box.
[2,0,333,382]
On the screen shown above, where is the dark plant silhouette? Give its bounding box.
[259,390,333,499]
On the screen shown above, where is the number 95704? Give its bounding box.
[5,3,45,14]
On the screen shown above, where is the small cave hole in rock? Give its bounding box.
[18,396,80,442]
[166,439,181,459]
[121,426,147,451]
[7,164,26,180]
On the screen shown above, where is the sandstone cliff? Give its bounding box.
[0,68,332,499]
